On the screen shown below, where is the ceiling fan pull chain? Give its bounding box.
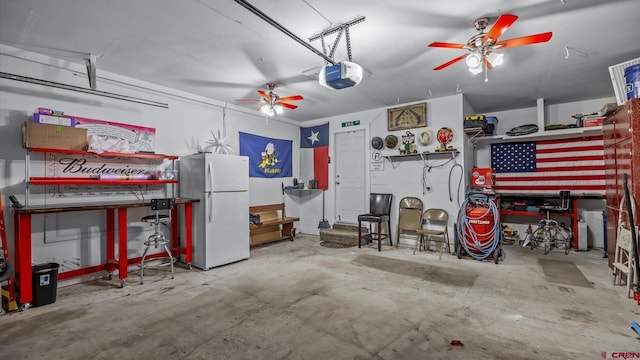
[484,61,489,83]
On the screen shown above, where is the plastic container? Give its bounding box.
[578,220,588,251]
[484,116,499,135]
[625,63,640,100]
[31,262,60,307]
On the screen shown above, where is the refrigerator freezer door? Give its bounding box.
[179,153,206,199]
[207,153,249,192]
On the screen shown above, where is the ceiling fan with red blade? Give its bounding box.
[429,14,552,74]
[236,83,304,116]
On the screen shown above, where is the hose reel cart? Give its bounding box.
[456,193,503,264]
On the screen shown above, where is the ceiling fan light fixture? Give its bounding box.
[273,104,284,114]
[465,53,482,68]
[261,104,275,116]
[487,52,504,67]
[468,65,483,75]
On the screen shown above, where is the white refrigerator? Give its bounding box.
[180,153,250,270]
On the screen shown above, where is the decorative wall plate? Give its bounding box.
[418,130,432,146]
[385,135,398,149]
[371,136,384,150]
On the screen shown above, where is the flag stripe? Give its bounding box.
[313,146,329,190]
[491,135,605,195]
[537,154,604,163]
[534,165,605,172]
[537,135,602,145]
[497,175,605,181]
[536,143,603,152]
[496,169,605,177]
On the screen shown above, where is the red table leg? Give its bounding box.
[117,208,128,286]
[14,213,33,305]
[184,203,193,265]
[571,199,578,250]
[106,209,117,275]
[171,207,179,255]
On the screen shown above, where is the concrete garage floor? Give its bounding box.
[1,234,639,359]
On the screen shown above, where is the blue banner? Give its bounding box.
[239,132,292,178]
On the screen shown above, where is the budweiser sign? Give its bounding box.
[45,153,157,178]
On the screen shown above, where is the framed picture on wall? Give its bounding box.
[387,102,427,131]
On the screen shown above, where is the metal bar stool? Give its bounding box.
[533,191,571,255]
[140,198,175,284]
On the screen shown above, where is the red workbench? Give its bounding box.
[12,198,197,307]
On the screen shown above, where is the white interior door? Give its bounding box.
[334,130,366,223]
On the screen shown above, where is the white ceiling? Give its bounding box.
[1,0,639,122]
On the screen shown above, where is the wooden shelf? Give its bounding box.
[29,177,178,185]
[28,147,178,160]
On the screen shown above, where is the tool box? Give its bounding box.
[463,115,486,130]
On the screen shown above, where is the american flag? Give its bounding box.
[490,135,605,195]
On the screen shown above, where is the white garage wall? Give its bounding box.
[0,45,299,273]
[307,94,467,245]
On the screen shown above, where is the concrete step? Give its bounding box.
[331,222,362,232]
[319,223,368,246]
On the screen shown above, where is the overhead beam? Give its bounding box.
[0,72,169,108]
[234,0,335,65]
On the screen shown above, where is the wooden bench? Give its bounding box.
[249,203,300,247]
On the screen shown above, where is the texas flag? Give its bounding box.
[300,123,329,190]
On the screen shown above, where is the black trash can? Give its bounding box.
[31,263,59,307]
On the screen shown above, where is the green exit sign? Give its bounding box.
[341,120,360,127]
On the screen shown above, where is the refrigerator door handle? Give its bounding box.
[206,161,213,192]
[207,192,213,222]
[207,161,214,222]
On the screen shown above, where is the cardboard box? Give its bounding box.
[23,122,87,150]
[583,117,604,127]
[471,167,493,188]
[33,113,76,127]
